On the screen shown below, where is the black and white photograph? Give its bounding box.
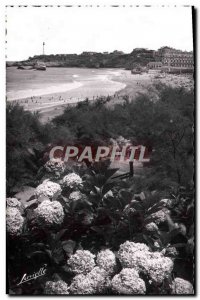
[5,5,195,295]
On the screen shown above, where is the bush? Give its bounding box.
[7,160,194,295]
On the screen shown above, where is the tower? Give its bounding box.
[43,42,45,55]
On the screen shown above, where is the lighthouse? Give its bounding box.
[43,42,45,55]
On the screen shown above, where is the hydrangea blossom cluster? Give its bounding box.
[69,191,83,202]
[69,274,96,294]
[34,200,64,227]
[103,190,114,199]
[144,251,174,284]
[44,280,69,294]
[63,173,83,189]
[70,267,109,295]
[171,278,194,294]
[150,208,170,224]
[96,249,117,274]
[111,268,146,294]
[123,204,136,216]
[160,198,173,208]
[118,241,174,285]
[6,207,24,236]
[145,222,159,232]
[118,241,150,271]
[44,158,65,175]
[35,180,61,199]
[82,213,94,225]
[110,136,132,148]
[163,246,178,258]
[6,197,21,209]
[87,267,110,293]
[67,250,95,274]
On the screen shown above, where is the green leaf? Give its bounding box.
[62,240,76,256]
[55,229,68,242]
[105,168,119,179]
[26,250,46,259]
[102,182,115,196]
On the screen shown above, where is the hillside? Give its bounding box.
[7,48,156,69]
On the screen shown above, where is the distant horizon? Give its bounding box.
[6,45,194,62]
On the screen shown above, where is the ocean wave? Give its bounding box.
[7,81,83,101]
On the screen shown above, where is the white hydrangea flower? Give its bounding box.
[164,246,178,258]
[96,249,117,274]
[6,207,24,236]
[145,222,159,232]
[171,278,194,294]
[70,267,110,295]
[63,173,83,188]
[34,200,64,227]
[69,191,83,201]
[103,190,114,199]
[35,180,61,198]
[118,241,150,271]
[160,198,173,207]
[6,198,21,209]
[118,241,174,285]
[150,208,170,224]
[87,267,110,293]
[144,251,174,284]
[123,204,136,216]
[44,280,69,294]
[111,268,146,294]
[154,241,160,249]
[69,274,96,295]
[67,250,95,274]
[82,212,94,225]
[44,158,65,174]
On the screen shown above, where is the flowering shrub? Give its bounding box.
[69,191,83,202]
[69,274,96,294]
[149,208,170,224]
[34,200,64,227]
[118,241,150,271]
[35,180,61,198]
[44,280,69,294]
[6,161,194,295]
[144,252,174,284]
[6,197,21,209]
[6,207,24,237]
[70,267,109,294]
[118,241,174,285]
[170,277,194,294]
[111,268,146,294]
[67,250,96,274]
[96,249,117,275]
[145,222,159,232]
[44,158,65,175]
[87,267,110,293]
[62,173,82,189]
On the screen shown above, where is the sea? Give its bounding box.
[6,67,127,101]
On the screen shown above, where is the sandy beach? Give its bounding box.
[7,67,193,123]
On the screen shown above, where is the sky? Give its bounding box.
[6,6,193,61]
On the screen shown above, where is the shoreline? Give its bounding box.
[7,69,194,123]
[7,69,128,122]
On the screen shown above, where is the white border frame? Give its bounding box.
[1,0,199,298]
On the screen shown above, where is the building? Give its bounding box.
[156,47,194,69]
[147,61,163,69]
[81,52,97,56]
[111,50,124,55]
